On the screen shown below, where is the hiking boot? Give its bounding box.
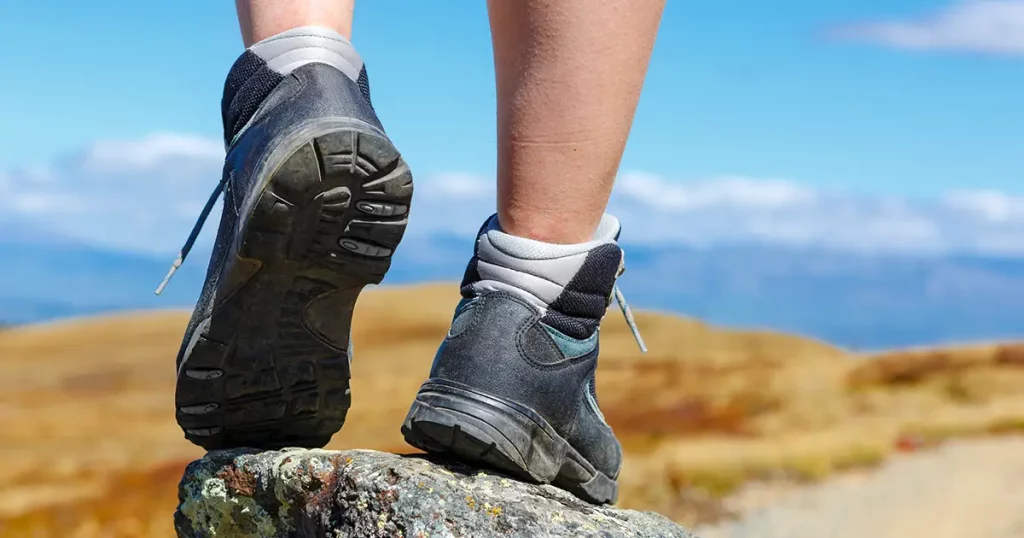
[162,27,413,450]
[401,214,646,504]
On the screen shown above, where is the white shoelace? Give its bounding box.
[613,285,647,353]
[611,254,647,353]
[154,174,229,295]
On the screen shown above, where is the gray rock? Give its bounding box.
[175,448,696,538]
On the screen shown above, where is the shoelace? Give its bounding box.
[611,254,648,353]
[154,174,229,295]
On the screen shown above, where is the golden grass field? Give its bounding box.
[2,282,1023,536]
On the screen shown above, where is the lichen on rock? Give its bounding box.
[175,448,695,538]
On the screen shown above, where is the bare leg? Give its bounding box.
[488,0,665,244]
[235,0,356,46]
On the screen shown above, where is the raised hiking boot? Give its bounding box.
[401,214,647,504]
[159,26,413,450]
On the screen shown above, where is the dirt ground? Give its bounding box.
[695,436,1024,538]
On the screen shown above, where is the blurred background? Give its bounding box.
[1,1,1023,537]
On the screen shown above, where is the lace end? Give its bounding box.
[154,255,183,296]
[613,285,647,353]
[154,173,228,296]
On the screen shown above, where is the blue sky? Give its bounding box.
[1,1,1022,257]
[2,0,1021,196]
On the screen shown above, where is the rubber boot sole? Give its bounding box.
[402,379,618,504]
[176,124,412,450]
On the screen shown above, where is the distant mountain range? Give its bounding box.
[3,235,1023,351]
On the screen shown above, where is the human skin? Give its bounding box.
[233,0,666,244]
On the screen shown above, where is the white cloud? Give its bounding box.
[617,172,817,211]
[402,172,497,238]
[942,189,1024,221]
[606,177,955,253]
[0,133,225,254]
[401,169,1024,256]
[830,0,1024,56]
[3,133,1023,257]
[79,133,225,172]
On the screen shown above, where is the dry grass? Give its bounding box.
[2,282,1023,535]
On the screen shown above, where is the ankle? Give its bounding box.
[237,0,355,46]
[496,209,607,245]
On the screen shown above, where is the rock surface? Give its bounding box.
[175,448,695,538]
